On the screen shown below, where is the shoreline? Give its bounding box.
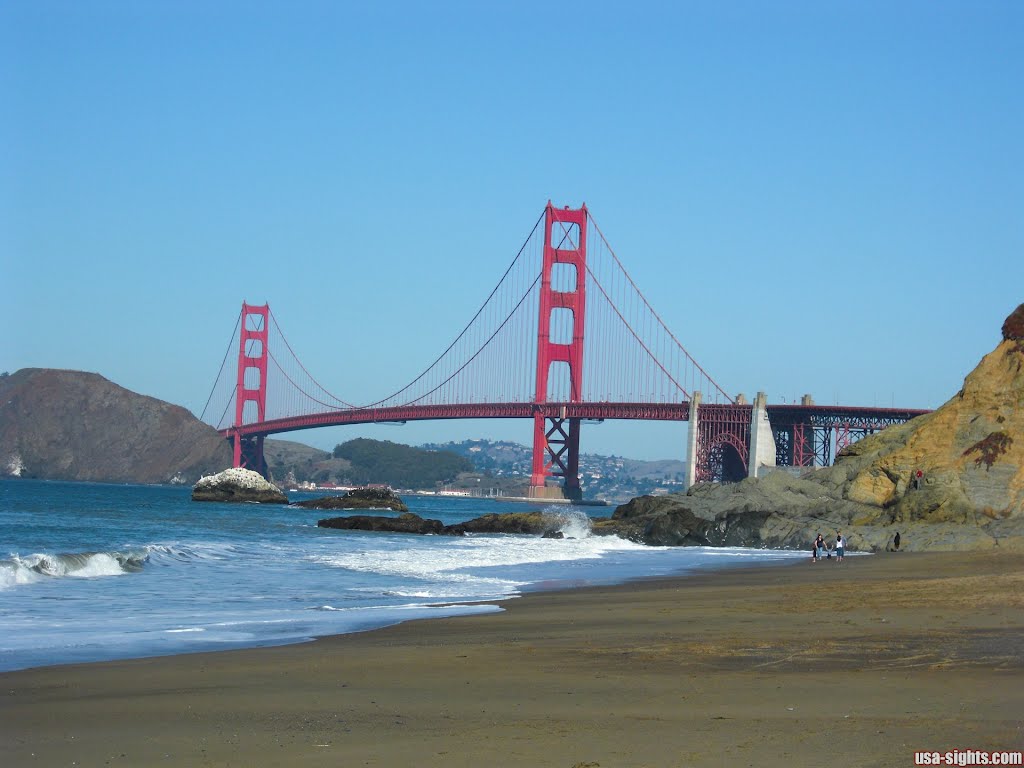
[2,550,1021,767]
[1,545,808,675]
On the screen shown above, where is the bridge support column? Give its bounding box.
[791,424,812,467]
[232,302,270,477]
[530,411,582,501]
[531,202,588,500]
[234,433,268,478]
[748,391,777,478]
[684,392,701,488]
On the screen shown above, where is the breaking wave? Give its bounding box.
[542,506,593,539]
[0,549,149,588]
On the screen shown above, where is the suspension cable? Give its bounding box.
[268,309,358,409]
[200,308,241,423]
[588,213,733,402]
[402,274,541,407]
[583,260,691,398]
[359,207,546,408]
[267,350,358,412]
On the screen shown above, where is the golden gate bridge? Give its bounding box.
[201,202,927,500]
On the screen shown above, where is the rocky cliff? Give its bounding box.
[0,368,232,484]
[825,304,1024,521]
[613,304,1024,552]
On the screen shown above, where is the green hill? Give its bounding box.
[330,438,472,488]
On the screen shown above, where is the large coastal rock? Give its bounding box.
[295,487,409,512]
[192,467,288,504]
[608,304,1024,552]
[591,494,772,547]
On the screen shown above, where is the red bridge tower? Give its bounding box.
[231,302,269,477]
[530,202,587,500]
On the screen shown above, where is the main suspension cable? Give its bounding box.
[588,213,733,402]
[360,207,546,408]
[200,308,241,423]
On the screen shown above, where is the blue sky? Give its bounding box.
[2,1,1022,461]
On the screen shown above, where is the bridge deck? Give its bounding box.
[220,402,931,439]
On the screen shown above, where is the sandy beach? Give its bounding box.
[2,550,1021,768]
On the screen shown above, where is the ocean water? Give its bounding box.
[0,479,804,672]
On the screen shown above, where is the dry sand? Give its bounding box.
[2,550,1021,767]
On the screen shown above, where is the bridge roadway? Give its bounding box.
[220,402,931,440]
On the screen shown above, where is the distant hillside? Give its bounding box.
[422,439,533,476]
[0,368,232,484]
[265,438,331,481]
[422,438,689,500]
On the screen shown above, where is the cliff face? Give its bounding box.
[0,368,232,484]
[831,335,1024,524]
[614,304,1024,552]
[825,304,1024,523]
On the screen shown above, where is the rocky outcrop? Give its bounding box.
[295,487,409,512]
[192,467,288,504]
[318,512,444,534]
[612,304,1024,552]
[316,508,592,537]
[0,369,232,484]
[591,494,772,547]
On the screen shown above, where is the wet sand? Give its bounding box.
[2,550,1022,767]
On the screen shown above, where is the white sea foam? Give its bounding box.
[309,520,654,600]
[0,558,41,588]
[542,506,594,539]
[64,553,127,578]
[690,547,809,560]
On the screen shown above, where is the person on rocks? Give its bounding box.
[894,531,901,551]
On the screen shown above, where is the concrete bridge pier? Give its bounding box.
[748,391,777,478]
[684,392,701,488]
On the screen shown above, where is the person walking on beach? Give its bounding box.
[812,533,826,562]
[894,531,901,551]
[835,531,845,563]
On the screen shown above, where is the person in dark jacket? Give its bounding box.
[811,533,827,562]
